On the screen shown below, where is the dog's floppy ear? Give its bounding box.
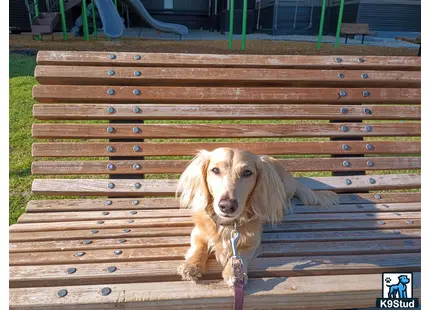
[249,157,286,224]
[176,150,211,211]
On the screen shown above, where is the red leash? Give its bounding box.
[230,224,245,310]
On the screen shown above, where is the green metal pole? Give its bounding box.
[34,0,43,40]
[58,0,68,40]
[334,0,344,48]
[228,0,234,49]
[82,0,90,40]
[241,0,247,51]
[34,0,39,17]
[316,0,326,49]
[91,0,97,38]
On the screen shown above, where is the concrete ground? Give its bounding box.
[122,27,420,50]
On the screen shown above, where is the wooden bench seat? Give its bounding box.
[9,52,421,309]
[341,23,375,44]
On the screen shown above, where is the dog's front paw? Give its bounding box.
[222,263,248,288]
[177,262,203,282]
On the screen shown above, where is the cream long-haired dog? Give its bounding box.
[176,147,338,287]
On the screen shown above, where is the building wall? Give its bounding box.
[273,0,325,35]
[10,0,31,32]
[256,5,274,32]
[356,2,420,32]
[142,0,209,12]
[272,0,420,35]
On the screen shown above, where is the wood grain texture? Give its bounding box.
[9,253,420,287]
[36,51,421,70]
[10,216,421,234]
[10,229,420,253]
[32,123,421,139]
[32,85,421,104]
[32,104,422,121]
[31,157,421,175]
[17,209,193,223]
[32,141,421,157]
[293,202,421,213]
[24,193,422,212]
[9,238,420,266]
[16,209,421,224]
[34,66,421,87]
[8,273,421,309]
[9,219,420,241]
[31,174,421,196]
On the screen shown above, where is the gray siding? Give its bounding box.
[357,3,420,31]
[273,0,420,34]
[142,0,208,12]
[10,0,31,32]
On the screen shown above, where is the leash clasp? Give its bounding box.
[230,222,242,262]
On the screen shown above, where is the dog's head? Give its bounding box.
[176,148,286,225]
[398,275,410,284]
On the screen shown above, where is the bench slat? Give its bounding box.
[10,227,420,252]
[36,51,421,70]
[32,85,421,104]
[31,174,421,196]
[33,104,421,121]
[32,123,420,139]
[31,157,421,175]
[24,193,422,212]
[9,253,420,288]
[9,229,420,253]
[9,219,421,241]
[16,209,421,223]
[9,273,421,309]
[9,238,420,266]
[35,66,421,87]
[32,141,421,157]
[19,203,423,224]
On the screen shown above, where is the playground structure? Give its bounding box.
[21,0,420,51]
[25,0,189,40]
[23,0,348,51]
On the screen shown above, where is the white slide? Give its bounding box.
[125,0,189,36]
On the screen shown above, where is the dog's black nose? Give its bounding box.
[218,199,238,214]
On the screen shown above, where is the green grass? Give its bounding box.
[9,54,37,224]
[9,54,421,225]
[9,54,37,79]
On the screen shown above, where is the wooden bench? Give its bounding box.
[9,52,421,309]
[341,23,374,44]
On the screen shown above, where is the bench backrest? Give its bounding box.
[341,23,370,34]
[31,52,420,204]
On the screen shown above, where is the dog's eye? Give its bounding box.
[242,170,252,177]
[211,167,220,174]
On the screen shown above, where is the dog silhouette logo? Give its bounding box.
[385,275,410,299]
[376,272,419,308]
